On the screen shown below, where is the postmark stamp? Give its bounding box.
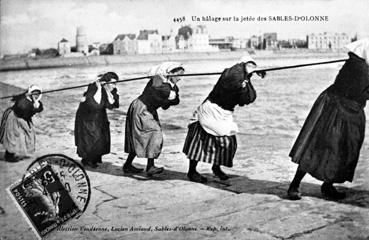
[7,164,81,239]
[26,154,91,214]
[7,154,91,239]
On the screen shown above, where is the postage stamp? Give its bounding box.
[6,154,91,239]
[7,164,81,239]
[26,154,91,214]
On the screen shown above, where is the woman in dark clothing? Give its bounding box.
[123,62,184,176]
[0,85,43,162]
[288,39,369,200]
[75,72,119,168]
[183,56,265,183]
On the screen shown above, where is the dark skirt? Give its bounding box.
[74,107,111,161]
[183,121,237,167]
[124,98,163,159]
[290,90,365,183]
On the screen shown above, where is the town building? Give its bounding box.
[189,25,214,52]
[99,43,113,55]
[209,37,233,50]
[162,30,177,53]
[176,25,215,52]
[263,33,278,49]
[307,32,351,49]
[113,34,137,55]
[58,38,71,56]
[249,35,260,49]
[232,38,249,50]
[89,47,100,56]
[76,26,89,55]
[137,30,162,54]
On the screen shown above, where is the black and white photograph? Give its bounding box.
[1,0,369,239]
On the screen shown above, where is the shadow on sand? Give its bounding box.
[1,150,369,209]
[80,158,369,209]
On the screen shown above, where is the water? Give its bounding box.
[1,55,368,188]
[0,56,347,138]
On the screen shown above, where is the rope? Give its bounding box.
[0,58,347,100]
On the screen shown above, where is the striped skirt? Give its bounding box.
[183,121,237,167]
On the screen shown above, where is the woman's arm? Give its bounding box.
[238,80,257,106]
[161,86,180,110]
[105,88,120,109]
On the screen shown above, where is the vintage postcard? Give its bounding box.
[1,0,369,239]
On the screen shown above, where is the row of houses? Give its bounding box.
[56,26,353,57]
[112,26,217,55]
[57,25,218,57]
[307,32,351,49]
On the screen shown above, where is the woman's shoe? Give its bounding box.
[123,164,144,174]
[4,151,20,162]
[81,159,98,168]
[187,171,208,183]
[321,183,346,200]
[212,165,229,180]
[287,186,302,200]
[146,166,164,177]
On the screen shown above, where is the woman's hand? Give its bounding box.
[256,70,266,78]
[168,90,176,100]
[241,79,249,88]
[95,79,102,89]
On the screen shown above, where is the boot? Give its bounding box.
[212,165,229,180]
[321,182,346,200]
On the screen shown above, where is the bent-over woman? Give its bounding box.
[123,62,184,176]
[288,39,369,200]
[183,56,265,183]
[0,85,43,162]
[75,72,119,168]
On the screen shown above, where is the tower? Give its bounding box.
[76,26,88,55]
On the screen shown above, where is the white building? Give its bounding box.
[113,34,137,55]
[249,35,260,49]
[58,38,71,56]
[137,30,162,54]
[189,25,213,52]
[162,30,177,53]
[76,26,89,55]
[232,38,249,49]
[308,32,351,49]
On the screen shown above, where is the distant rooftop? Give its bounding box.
[137,30,159,40]
[114,34,136,41]
[60,38,69,43]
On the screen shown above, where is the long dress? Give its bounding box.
[0,94,43,155]
[74,84,119,163]
[183,63,256,167]
[124,79,179,159]
[289,52,369,183]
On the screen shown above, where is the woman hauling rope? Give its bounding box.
[75,72,119,168]
[288,39,369,200]
[183,56,266,183]
[0,85,44,162]
[123,62,185,176]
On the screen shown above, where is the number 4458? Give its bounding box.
[173,16,185,23]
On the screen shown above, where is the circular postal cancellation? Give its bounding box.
[6,154,91,239]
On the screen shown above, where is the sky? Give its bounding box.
[1,0,369,55]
